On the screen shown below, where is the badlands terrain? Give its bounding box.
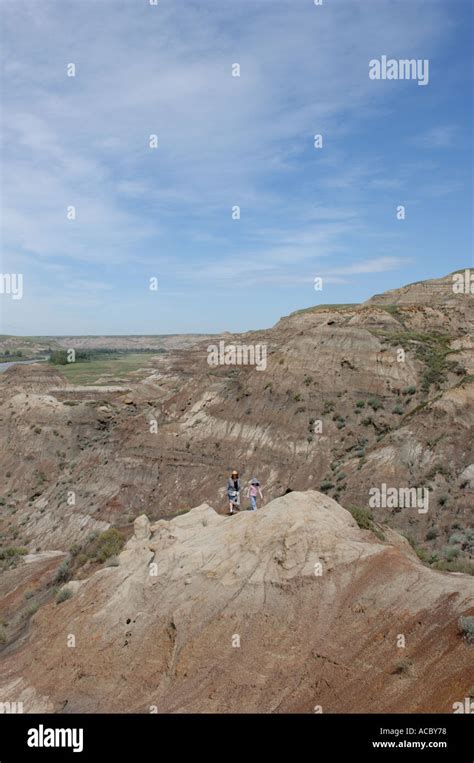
[0,270,472,712]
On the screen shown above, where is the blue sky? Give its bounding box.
[1,0,472,335]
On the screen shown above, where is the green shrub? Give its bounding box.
[49,350,90,365]
[320,481,334,492]
[54,559,71,584]
[24,602,39,618]
[0,546,28,571]
[458,616,474,644]
[420,337,452,392]
[385,332,452,389]
[322,400,335,414]
[433,559,474,575]
[443,545,459,561]
[0,625,6,644]
[93,529,125,563]
[373,524,386,541]
[367,397,382,411]
[0,546,27,559]
[425,529,438,541]
[415,547,430,562]
[349,507,374,531]
[392,404,404,415]
[355,400,365,408]
[56,588,73,604]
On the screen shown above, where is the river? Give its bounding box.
[0,358,49,374]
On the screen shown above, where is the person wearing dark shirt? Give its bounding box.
[227,470,241,515]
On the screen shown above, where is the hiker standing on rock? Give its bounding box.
[227,470,241,515]
[246,478,263,511]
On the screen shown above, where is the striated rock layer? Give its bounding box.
[1,271,472,559]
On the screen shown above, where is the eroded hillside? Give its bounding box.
[0,271,473,663]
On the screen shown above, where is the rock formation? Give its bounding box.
[1,492,472,713]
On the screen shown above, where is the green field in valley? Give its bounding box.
[55,352,159,384]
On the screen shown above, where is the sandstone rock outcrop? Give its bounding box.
[1,491,472,713]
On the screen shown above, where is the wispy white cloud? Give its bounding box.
[324,256,410,276]
[410,125,457,149]
[0,0,465,333]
